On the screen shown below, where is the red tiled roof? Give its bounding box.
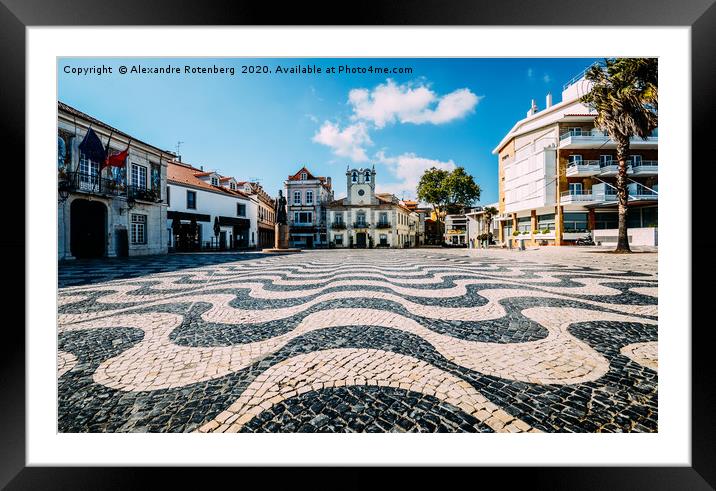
[168,162,250,198]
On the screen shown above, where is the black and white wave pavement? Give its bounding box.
[58,250,658,433]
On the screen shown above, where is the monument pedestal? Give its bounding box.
[261,223,301,253]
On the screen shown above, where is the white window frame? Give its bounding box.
[293,191,301,205]
[568,154,583,165]
[306,190,314,205]
[131,214,147,245]
[131,163,148,189]
[569,182,583,195]
[237,203,246,217]
[300,172,307,180]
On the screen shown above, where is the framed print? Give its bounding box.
[4,0,714,487]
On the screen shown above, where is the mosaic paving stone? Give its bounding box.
[58,248,658,433]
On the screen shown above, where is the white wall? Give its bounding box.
[167,183,257,246]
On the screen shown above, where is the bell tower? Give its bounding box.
[346,165,376,205]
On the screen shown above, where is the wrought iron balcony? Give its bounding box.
[330,222,346,230]
[128,185,162,202]
[352,222,370,228]
[59,171,127,197]
[375,221,391,229]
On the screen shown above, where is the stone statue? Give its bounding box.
[275,189,287,225]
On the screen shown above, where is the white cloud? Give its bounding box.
[543,74,552,83]
[348,79,481,128]
[527,68,534,78]
[374,150,457,199]
[312,121,372,162]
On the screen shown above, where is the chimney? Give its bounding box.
[546,92,553,108]
[200,165,203,171]
[526,99,539,117]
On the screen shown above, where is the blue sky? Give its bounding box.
[58,57,599,204]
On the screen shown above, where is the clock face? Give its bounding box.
[358,189,365,196]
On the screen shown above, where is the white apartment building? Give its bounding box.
[327,166,418,248]
[284,166,333,248]
[466,203,500,248]
[493,71,658,247]
[58,102,172,259]
[166,161,257,250]
[444,213,468,246]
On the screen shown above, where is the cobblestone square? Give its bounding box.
[58,248,657,433]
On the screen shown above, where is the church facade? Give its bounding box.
[326,167,418,248]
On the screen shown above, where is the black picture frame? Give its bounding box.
[3,0,712,487]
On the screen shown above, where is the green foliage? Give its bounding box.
[580,57,657,253]
[541,228,551,234]
[512,230,521,237]
[443,167,481,208]
[416,167,451,210]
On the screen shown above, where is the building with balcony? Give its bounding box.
[466,203,500,248]
[492,70,658,247]
[166,162,257,251]
[284,166,333,248]
[444,213,468,246]
[326,166,418,248]
[58,102,173,259]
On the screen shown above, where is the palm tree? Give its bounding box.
[581,58,658,252]
[483,206,498,245]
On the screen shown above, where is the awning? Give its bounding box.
[218,216,250,229]
[167,211,211,222]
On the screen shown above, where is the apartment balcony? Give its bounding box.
[59,171,127,197]
[330,222,346,230]
[630,160,658,176]
[591,183,658,203]
[599,160,633,177]
[566,160,601,177]
[375,222,392,229]
[559,129,658,149]
[560,189,595,204]
[292,222,315,227]
[127,185,162,203]
[352,222,370,229]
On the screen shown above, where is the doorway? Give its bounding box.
[70,199,107,258]
[356,232,367,248]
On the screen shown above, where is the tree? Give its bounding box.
[417,166,481,243]
[416,167,451,239]
[482,206,498,245]
[581,58,658,252]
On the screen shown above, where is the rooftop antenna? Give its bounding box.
[249,177,263,184]
[175,141,184,161]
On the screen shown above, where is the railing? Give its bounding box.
[560,129,607,140]
[568,159,600,168]
[128,185,161,202]
[330,222,346,230]
[631,160,658,168]
[352,222,370,228]
[60,171,127,196]
[292,222,314,227]
[375,222,392,229]
[560,190,594,202]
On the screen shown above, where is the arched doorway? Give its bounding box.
[70,199,107,258]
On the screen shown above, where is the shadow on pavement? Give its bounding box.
[58,252,273,288]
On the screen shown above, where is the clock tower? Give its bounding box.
[346,165,377,205]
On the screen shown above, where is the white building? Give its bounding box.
[466,203,500,248]
[58,102,172,259]
[284,166,333,248]
[444,213,468,246]
[327,166,418,248]
[493,70,658,247]
[166,161,257,250]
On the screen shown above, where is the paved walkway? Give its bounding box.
[58,248,658,433]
